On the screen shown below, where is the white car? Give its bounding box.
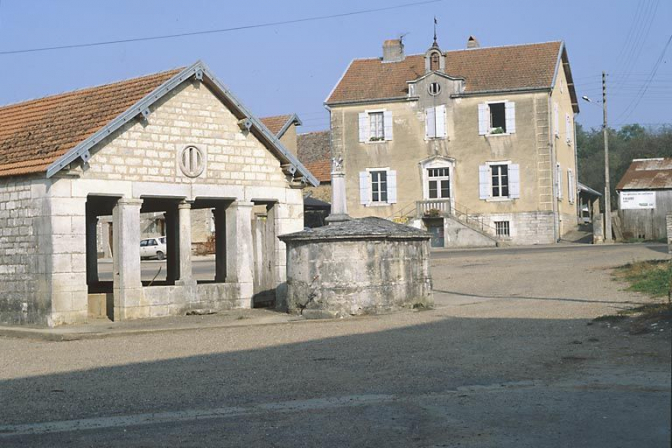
[140,237,167,260]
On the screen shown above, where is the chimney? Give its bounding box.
[467,35,480,49]
[382,39,405,62]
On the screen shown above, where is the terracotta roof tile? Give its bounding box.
[260,114,293,137]
[0,68,183,178]
[304,159,331,183]
[297,130,331,183]
[327,41,563,104]
[616,158,672,190]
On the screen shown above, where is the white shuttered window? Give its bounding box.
[478,102,516,135]
[359,111,393,142]
[425,105,446,139]
[479,163,520,199]
[359,169,397,205]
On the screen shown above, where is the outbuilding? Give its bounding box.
[0,61,317,327]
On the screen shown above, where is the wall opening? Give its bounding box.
[252,202,277,308]
[191,199,232,284]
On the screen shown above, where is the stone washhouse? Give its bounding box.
[0,61,318,327]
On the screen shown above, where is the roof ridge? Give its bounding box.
[0,66,186,111]
[298,130,330,136]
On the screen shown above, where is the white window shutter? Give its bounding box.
[568,169,575,204]
[509,164,520,199]
[505,101,516,134]
[383,110,393,141]
[556,163,563,199]
[436,105,447,138]
[387,170,397,203]
[479,165,490,199]
[478,103,489,135]
[358,113,368,143]
[425,107,436,139]
[359,171,370,205]
[565,113,572,144]
[553,103,559,137]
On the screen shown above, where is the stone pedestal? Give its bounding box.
[177,200,194,285]
[112,198,144,320]
[226,201,254,307]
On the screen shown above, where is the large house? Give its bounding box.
[325,37,579,246]
[0,61,316,327]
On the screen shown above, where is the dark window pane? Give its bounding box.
[489,103,506,131]
[429,180,437,198]
[493,186,500,197]
[441,180,450,197]
[502,185,509,197]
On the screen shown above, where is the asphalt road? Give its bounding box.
[1,243,670,447]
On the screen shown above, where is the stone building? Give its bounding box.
[0,61,317,327]
[325,37,580,247]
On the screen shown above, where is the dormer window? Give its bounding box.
[430,52,440,71]
[428,82,441,96]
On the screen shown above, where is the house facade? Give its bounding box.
[325,37,579,246]
[0,61,316,327]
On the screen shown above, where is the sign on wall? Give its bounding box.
[620,191,656,210]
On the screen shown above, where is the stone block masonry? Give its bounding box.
[667,213,672,254]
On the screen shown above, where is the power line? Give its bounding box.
[0,0,444,56]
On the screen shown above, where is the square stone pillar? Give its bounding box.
[177,200,194,285]
[164,206,180,285]
[112,198,144,320]
[213,206,227,283]
[85,214,99,286]
[226,201,254,307]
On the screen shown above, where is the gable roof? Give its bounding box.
[297,130,331,183]
[326,41,578,112]
[0,62,318,186]
[616,158,672,191]
[260,114,302,138]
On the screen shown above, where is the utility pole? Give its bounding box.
[602,71,612,242]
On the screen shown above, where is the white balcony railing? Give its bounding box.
[416,199,451,218]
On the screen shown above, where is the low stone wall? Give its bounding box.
[132,283,241,318]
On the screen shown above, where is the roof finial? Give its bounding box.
[433,16,438,48]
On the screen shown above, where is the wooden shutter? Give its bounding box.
[436,105,447,138]
[358,113,368,143]
[553,103,559,137]
[505,101,516,134]
[565,113,572,144]
[383,110,393,141]
[556,163,563,199]
[425,107,436,139]
[479,165,490,199]
[359,171,370,205]
[568,169,575,204]
[478,103,489,135]
[387,170,397,203]
[509,164,520,199]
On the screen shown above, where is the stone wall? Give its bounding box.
[667,213,672,253]
[0,176,50,325]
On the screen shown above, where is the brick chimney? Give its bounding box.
[382,39,405,62]
[467,35,480,49]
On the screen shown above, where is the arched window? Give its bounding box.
[430,52,440,71]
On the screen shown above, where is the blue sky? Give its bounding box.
[0,0,670,133]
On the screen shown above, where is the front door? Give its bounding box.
[427,224,445,248]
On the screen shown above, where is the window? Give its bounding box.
[427,167,450,199]
[430,52,440,71]
[565,113,572,145]
[358,110,393,142]
[478,102,516,135]
[428,82,441,96]
[553,102,559,137]
[371,170,387,202]
[495,221,510,237]
[479,163,520,200]
[556,163,563,199]
[369,112,384,141]
[425,105,446,139]
[359,169,397,205]
[568,169,575,204]
[491,164,509,198]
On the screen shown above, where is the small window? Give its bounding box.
[370,170,388,203]
[430,52,441,71]
[495,221,510,236]
[428,82,441,96]
[427,167,450,199]
[489,103,506,133]
[369,112,384,141]
[491,164,509,198]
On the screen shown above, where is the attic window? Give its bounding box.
[428,82,441,96]
[430,52,440,71]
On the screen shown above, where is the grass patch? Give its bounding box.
[615,260,672,298]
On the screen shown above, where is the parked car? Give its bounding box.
[140,237,167,260]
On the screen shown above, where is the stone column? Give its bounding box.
[177,200,194,285]
[226,201,254,307]
[325,157,351,224]
[85,214,99,286]
[213,206,227,283]
[164,206,180,284]
[112,198,143,320]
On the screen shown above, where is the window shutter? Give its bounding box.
[358,113,368,143]
[565,113,572,144]
[436,105,447,138]
[479,165,490,199]
[509,164,520,199]
[553,103,559,137]
[478,103,489,135]
[568,169,575,204]
[359,171,370,205]
[556,163,563,199]
[383,110,393,141]
[425,107,436,139]
[387,170,397,203]
[505,101,516,134]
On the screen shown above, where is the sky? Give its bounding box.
[0,0,670,134]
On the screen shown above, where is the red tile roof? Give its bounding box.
[304,159,331,183]
[260,114,293,137]
[297,130,331,183]
[326,41,564,104]
[616,158,672,190]
[0,68,182,178]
